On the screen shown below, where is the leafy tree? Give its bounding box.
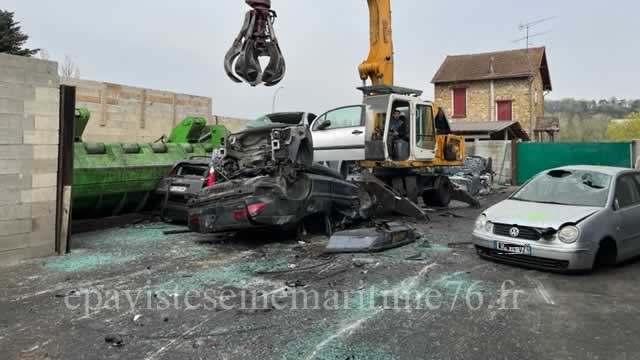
[0,10,39,57]
[607,112,640,141]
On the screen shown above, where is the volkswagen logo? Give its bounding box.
[509,227,520,238]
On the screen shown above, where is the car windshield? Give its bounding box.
[511,169,611,207]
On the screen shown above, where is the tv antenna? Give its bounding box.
[513,16,556,48]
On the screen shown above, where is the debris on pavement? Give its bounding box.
[325,222,417,253]
[447,241,474,249]
[442,156,494,200]
[285,279,306,288]
[104,334,125,347]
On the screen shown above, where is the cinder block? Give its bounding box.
[29,227,56,248]
[0,113,22,129]
[0,53,57,73]
[24,100,58,117]
[0,84,35,100]
[25,72,59,88]
[22,159,58,174]
[0,98,24,114]
[22,114,35,130]
[0,174,30,190]
[0,160,20,174]
[34,115,59,130]
[31,201,56,218]
[0,128,23,144]
[23,130,59,145]
[0,190,19,206]
[35,87,60,103]
[0,233,30,252]
[0,204,31,220]
[32,173,57,188]
[0,145,33,160]
[20,187,57,203]
[0,67,26,84]
[33,145,59,159]
[0,219,32,236]
[0,244,55,267]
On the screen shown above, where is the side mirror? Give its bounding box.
[317,120,332,131]
[613,198,620,211]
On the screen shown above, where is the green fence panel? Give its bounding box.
[516,142,632,185]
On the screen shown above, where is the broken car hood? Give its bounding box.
[485,199,601,229]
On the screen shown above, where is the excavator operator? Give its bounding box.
[390,109,408,141]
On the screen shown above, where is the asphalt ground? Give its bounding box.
[1,191,639,360]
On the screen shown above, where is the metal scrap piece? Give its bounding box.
[325,222,417,253]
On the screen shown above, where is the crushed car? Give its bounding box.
[156,156,220,222]
[186,111,426,236]
[188,112,377,235]
[441,156,493,196]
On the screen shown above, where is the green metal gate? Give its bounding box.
[516,142,633,185]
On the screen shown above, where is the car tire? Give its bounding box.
[323,214,334,237]
[594,238,618,268]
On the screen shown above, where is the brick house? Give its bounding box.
[431,47,552,134]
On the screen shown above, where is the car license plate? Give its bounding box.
[495,241,531,255]
[170,185,188,193]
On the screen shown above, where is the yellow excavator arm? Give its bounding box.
[358,0,394,86]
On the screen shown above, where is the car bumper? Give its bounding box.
[189,196,302,234]
[472,231,595,271]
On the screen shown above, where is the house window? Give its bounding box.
[452,88,466,118]
[497,100,513,121]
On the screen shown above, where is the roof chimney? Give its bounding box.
[489,57,495,74]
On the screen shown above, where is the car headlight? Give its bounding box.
[475,215,487,231]
[485,221,494,234]
[558,225,580,244]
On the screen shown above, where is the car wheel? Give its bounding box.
[323,214,334,237]
[594,237,618,268]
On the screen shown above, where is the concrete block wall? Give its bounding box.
[212,115,250,133]
[466,140,513,185]
[62,78,214,143]
[0,53,59,266]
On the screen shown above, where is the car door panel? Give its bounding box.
[614,174,640,258]
[311,106,365,162]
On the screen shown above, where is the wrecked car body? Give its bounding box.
[441,156,493,197]
[188,116,377,235]
[156,157,218,222]
[326,222,417,253]
[188,169,372,234]
[219,122,314,179]
[188,109,437,236]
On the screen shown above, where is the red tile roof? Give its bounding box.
[432,47,552,91]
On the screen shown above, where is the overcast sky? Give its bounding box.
[5,0,639,118]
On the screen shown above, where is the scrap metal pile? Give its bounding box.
[187,122,427,238]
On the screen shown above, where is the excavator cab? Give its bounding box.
[359,86,464,169]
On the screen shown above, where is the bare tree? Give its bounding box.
[59,55,81,80]
[37,49,50,61]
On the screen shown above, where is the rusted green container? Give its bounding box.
[72,110,229,218]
